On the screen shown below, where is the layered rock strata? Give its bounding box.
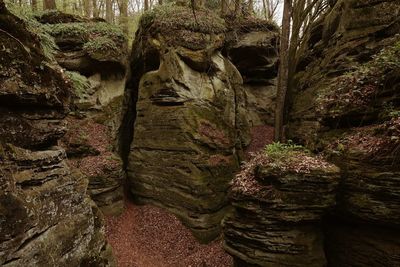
[287,0,400,266]
[38,11,128,215]
[120,6,281,242]
[0,2,114,265]
[226,20,279,126]
[223,150,340,266]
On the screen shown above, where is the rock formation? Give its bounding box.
[0,2,114,266]
[37,11,128,215]
[120,6,246,242]
[223,147,340,266]
[222,0,400,266]
[119,6,279,242]
[287,0,400,266]
[226,19,279,126]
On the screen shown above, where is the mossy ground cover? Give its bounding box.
[65,71,91,99]
[45,21,126,58]
[139,3,226,34]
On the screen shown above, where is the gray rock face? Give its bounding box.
[0,2,114,265]
[223,151,340,266]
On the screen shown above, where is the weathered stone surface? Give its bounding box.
[287,0,400,266]
[62,117,125,216]
[120,6,255,242]
[223,150,340,267]
[325,222,400,267]
[38,11,127,215]
[0,2,114,265]
[226,22,279,126]
[0,145,114,266]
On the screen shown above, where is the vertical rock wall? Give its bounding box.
[120,7,279,242]
[36,11,129,215]
[287,0,400,266]
[0,2,114,266]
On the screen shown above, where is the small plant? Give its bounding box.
[65,71,91,98]
[264,140,306,158]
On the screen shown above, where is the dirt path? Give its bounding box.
[106,201,233,267]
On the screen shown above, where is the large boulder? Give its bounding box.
[223,145,340,266]
[120,5,254,242]
[0,2,114,265]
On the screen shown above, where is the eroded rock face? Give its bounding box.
[287,0,400,266]
[121,6,255,242]
[39,12,128,215]
[223,151,340,266]
[226,22,279,126]
[0,2,114,265]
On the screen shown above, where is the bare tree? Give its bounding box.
[274,0,292,142]
[106,0,112,22]
[31,0,37,11]
[43,0,56,10]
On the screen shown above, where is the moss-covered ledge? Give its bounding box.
[223,143,340,267]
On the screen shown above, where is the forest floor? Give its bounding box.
[105,125,274,267]
[105,200,232,267]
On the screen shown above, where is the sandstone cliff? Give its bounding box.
[222,0,400,266]
[0,2,114,265]
[36,11,129,215]
[119,5,279,242]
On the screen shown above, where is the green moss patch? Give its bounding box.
[45,21,126,60]
[139,4,226,34]
[65,71,91,98]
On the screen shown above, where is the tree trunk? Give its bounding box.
[144,0,149,10]
[248,0,254,15]
[31,0,37,11]
[43,0,57,10]
[93,0,100,17]
[84,0,92,17]
[120,0,128,35]
[221,0,227,14]
[158,0,163,5]
[106,0,112,22]
[274,0,292,142]
[62,0,67,11]
[234,0,241,16]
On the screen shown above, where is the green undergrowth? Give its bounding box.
[6,2,57,61]
[139,3,226,34]
[65,71,91,98]
[46,22,125,43]
[264,141,308,159]
[45,21,126,58]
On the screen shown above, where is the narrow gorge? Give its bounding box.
[1,0,399,267]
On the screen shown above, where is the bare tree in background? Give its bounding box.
[263,0,281,20]
[274,0,291,142]
[43,0,56,10]
[31,0,37,11]
[106,0,112,22]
